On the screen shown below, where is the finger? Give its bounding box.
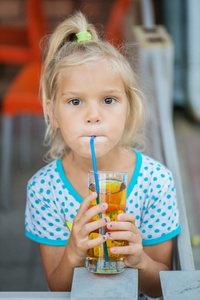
[110,245,138,255]
[117,213,136,224]
[87,234,107,249]
[85,216,110,235]
[106,221,137,233]
[82,201,108,224]
[75,192,97,220]
[76,202,108,229]
[106,231,136,243]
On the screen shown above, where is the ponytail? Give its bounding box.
[44,12,99,76]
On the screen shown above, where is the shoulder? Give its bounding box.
[140,152,170,171]
[27,159,59,191]
[129,150,175,197]
[139,152,173,181]
[127,150,174,195]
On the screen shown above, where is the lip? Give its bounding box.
[90,135,105,139]
[80,135,105,141]
[82,135,104,138]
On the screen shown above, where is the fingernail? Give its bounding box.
[102,235,107,241]
[108,223,112,228]
[102,203,107,208]
[111,247,116,253]
[104,217,110,223]
[117,214,122,220]
[107,232,111,237]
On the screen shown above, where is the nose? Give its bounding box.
[85,103,102,124]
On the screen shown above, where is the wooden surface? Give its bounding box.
[71,267,138,299]
[160,271,200,299]
[0,291,70,299]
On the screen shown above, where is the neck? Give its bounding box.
[65,146,127,173]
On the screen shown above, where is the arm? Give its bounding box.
[106,213,173,298]
[38,243,76,291]
[138,240,172,297]
[38,192,109,291]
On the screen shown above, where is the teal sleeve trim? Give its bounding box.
[142,225,181,246]
[25,230,68,246]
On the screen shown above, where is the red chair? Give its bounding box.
[105,0,134,49]
[0,0,46,64]
[0,26,30,64]
[1,0,46,209]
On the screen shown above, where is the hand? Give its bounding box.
[66,192,110,266]
[106,213,145,269]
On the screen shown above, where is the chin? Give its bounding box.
[72,138,118,159]
[92,146,112,159]
[73,146,93,159]
[74,146,108,160]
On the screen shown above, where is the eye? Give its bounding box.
[103,97,116,104]
[69,99,82,106]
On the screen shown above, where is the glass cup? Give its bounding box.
[87,171,128,274]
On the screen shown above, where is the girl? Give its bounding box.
[25,12,181,299]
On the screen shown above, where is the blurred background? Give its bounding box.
[0,0,199,291]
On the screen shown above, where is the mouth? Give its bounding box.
[90,135,105,139]
[81,135,105,141]
[83,134,102,138]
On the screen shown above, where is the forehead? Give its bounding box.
[58,61,125,93]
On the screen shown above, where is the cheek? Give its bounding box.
[57,110,78,131]
[71,138,92,158]
[110,111,127,134]
[57,118,76,146]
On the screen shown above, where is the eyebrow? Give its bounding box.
[103,89,124,94]
[61,91,80,96]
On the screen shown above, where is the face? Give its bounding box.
[48,61,128,159]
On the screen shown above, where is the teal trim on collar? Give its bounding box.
[126,150,142,199]
[56,159,83,204]
[56,150,142,203]
[142,225,181,246]
[26,230,68,246]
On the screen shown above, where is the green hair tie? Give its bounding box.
[76,31,92,43]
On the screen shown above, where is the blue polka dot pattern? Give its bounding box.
[25,160,82,246]
[25,151,181,258]
[126,153,180,248]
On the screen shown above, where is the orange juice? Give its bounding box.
[87,175,127,274]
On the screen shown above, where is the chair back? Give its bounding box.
[105,0,133,48]
[0,0,47,64]
[26,0,47,62]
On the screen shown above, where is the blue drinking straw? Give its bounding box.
[90,136,109,262]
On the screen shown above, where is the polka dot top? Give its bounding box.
[25,150,181,247]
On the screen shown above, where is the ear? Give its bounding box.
[46,99,59,128]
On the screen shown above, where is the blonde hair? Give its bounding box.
[41,12,146,161]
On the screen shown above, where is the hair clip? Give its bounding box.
[75,31,92,43]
